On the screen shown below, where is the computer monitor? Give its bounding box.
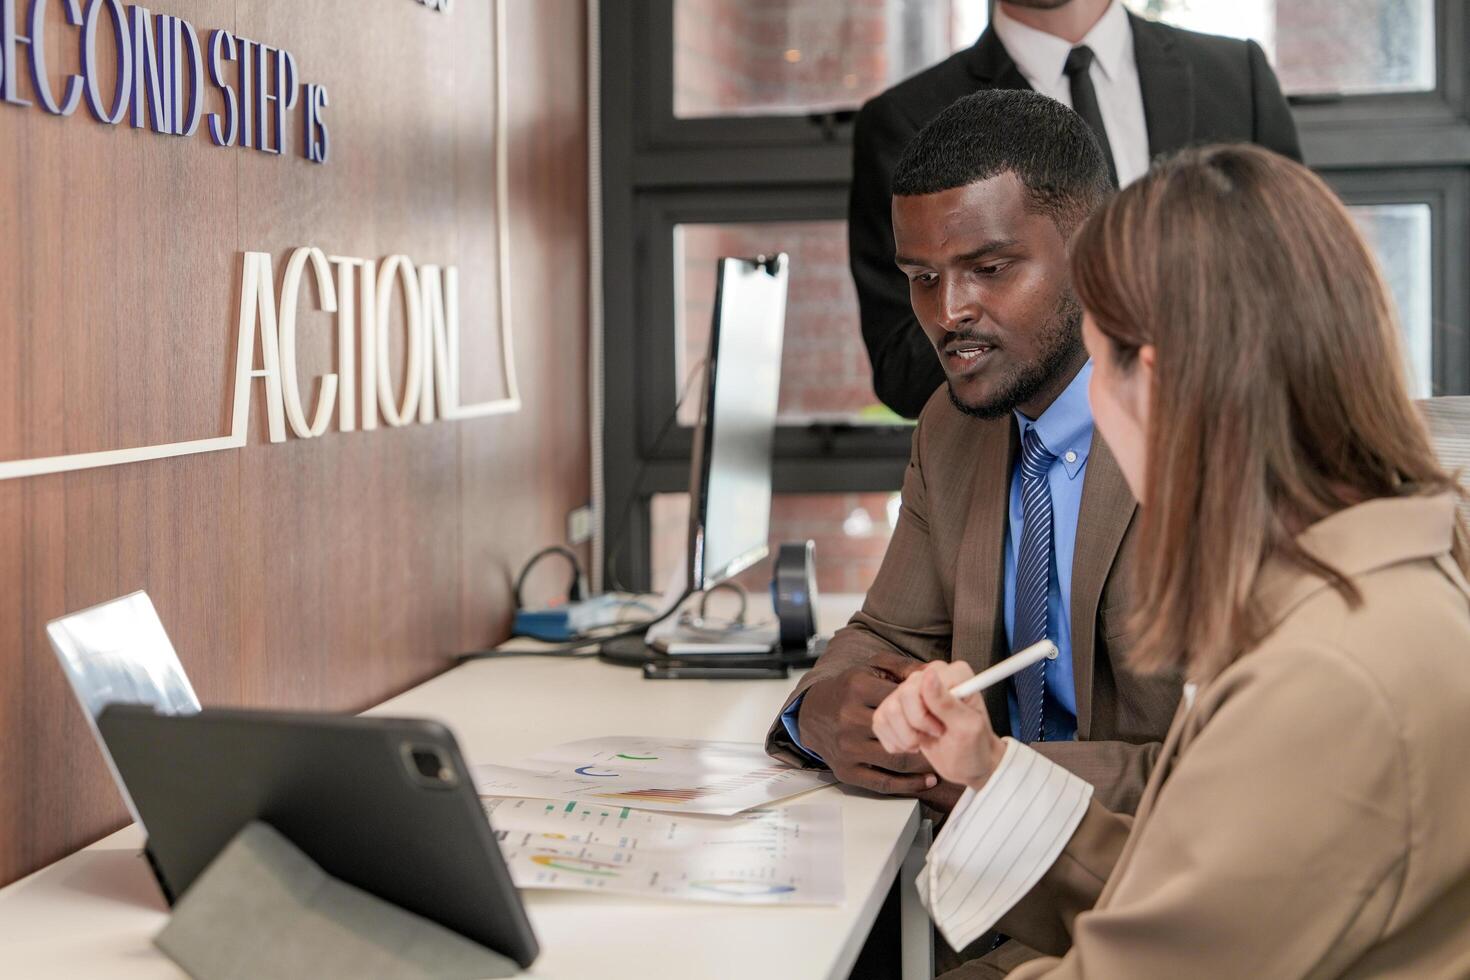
[623,253,789,666]
[685,254,789,593]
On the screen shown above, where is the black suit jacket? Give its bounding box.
[851,14,1304,418]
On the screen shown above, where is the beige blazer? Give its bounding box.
[766,388,1182,813]
[986,493,1470,979]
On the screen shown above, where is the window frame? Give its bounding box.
[602,0,1470,589]
[1329,168,1470,395]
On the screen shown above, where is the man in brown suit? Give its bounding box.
[766,91,1181,817]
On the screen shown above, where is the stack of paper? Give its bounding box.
[485,797,842,905]
[474,737,843,905]
[472,736,833,816]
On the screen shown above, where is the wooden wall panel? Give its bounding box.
[460,0,593,645]
[0,0,589,887]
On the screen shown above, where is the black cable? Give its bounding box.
[462,361,704,665]
[604,360,708,593]
[512,545,587,609]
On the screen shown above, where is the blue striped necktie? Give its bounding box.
[1013,426,1056,743]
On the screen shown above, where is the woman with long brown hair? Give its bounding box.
[873,144,1470,978]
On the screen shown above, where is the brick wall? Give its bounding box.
[651,490,900,599]
[675,0,898,117]
[678,222,877,423]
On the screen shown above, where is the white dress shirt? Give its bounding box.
[992,0,1151,186]
[918,683,1205,950]
[918,737,1094,951]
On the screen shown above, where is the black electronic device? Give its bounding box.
[682,253,789,595]
[773,540,820,665]
[642,660,789,681]
[97,704,540,970]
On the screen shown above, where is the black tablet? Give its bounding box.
[97,704,539,970]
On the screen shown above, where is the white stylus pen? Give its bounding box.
[948,639,1059,700]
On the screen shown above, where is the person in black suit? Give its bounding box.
[852,0,1303,419]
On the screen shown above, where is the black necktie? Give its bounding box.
[1064,45,1119,187]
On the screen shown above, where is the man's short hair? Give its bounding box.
[891,90,1111,233]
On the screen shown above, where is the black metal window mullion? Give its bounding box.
[602,0,1470,590]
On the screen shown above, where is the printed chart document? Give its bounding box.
[472,737,833,816]
[484,797,843,905]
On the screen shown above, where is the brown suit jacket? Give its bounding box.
[989,493,1470,979]
[765,388,1182,813]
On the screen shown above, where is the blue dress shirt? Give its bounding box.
[1003,361,1093,741]
[781,696,823,764]
[781,362,1095,760]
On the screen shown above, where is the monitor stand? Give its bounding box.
[595,562,784,672]
[643,615,779,658]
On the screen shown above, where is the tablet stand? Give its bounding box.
[154,821,519,979]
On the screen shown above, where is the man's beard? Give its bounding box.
[946,294,1084,420]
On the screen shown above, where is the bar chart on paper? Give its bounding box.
[484,797,843,905]
[472,737,834,816]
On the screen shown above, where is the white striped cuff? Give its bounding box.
[918,738,1094,951]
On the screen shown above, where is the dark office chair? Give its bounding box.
[1419,397,1470,525]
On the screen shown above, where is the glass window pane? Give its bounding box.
[674,1,1435,118]
[674,0,988,119]
[1125,0,1435,96]
[1350,203,1433,397]
[676,221,898,425]
[651,491,900,598]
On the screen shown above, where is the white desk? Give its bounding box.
[0,602,933,979]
